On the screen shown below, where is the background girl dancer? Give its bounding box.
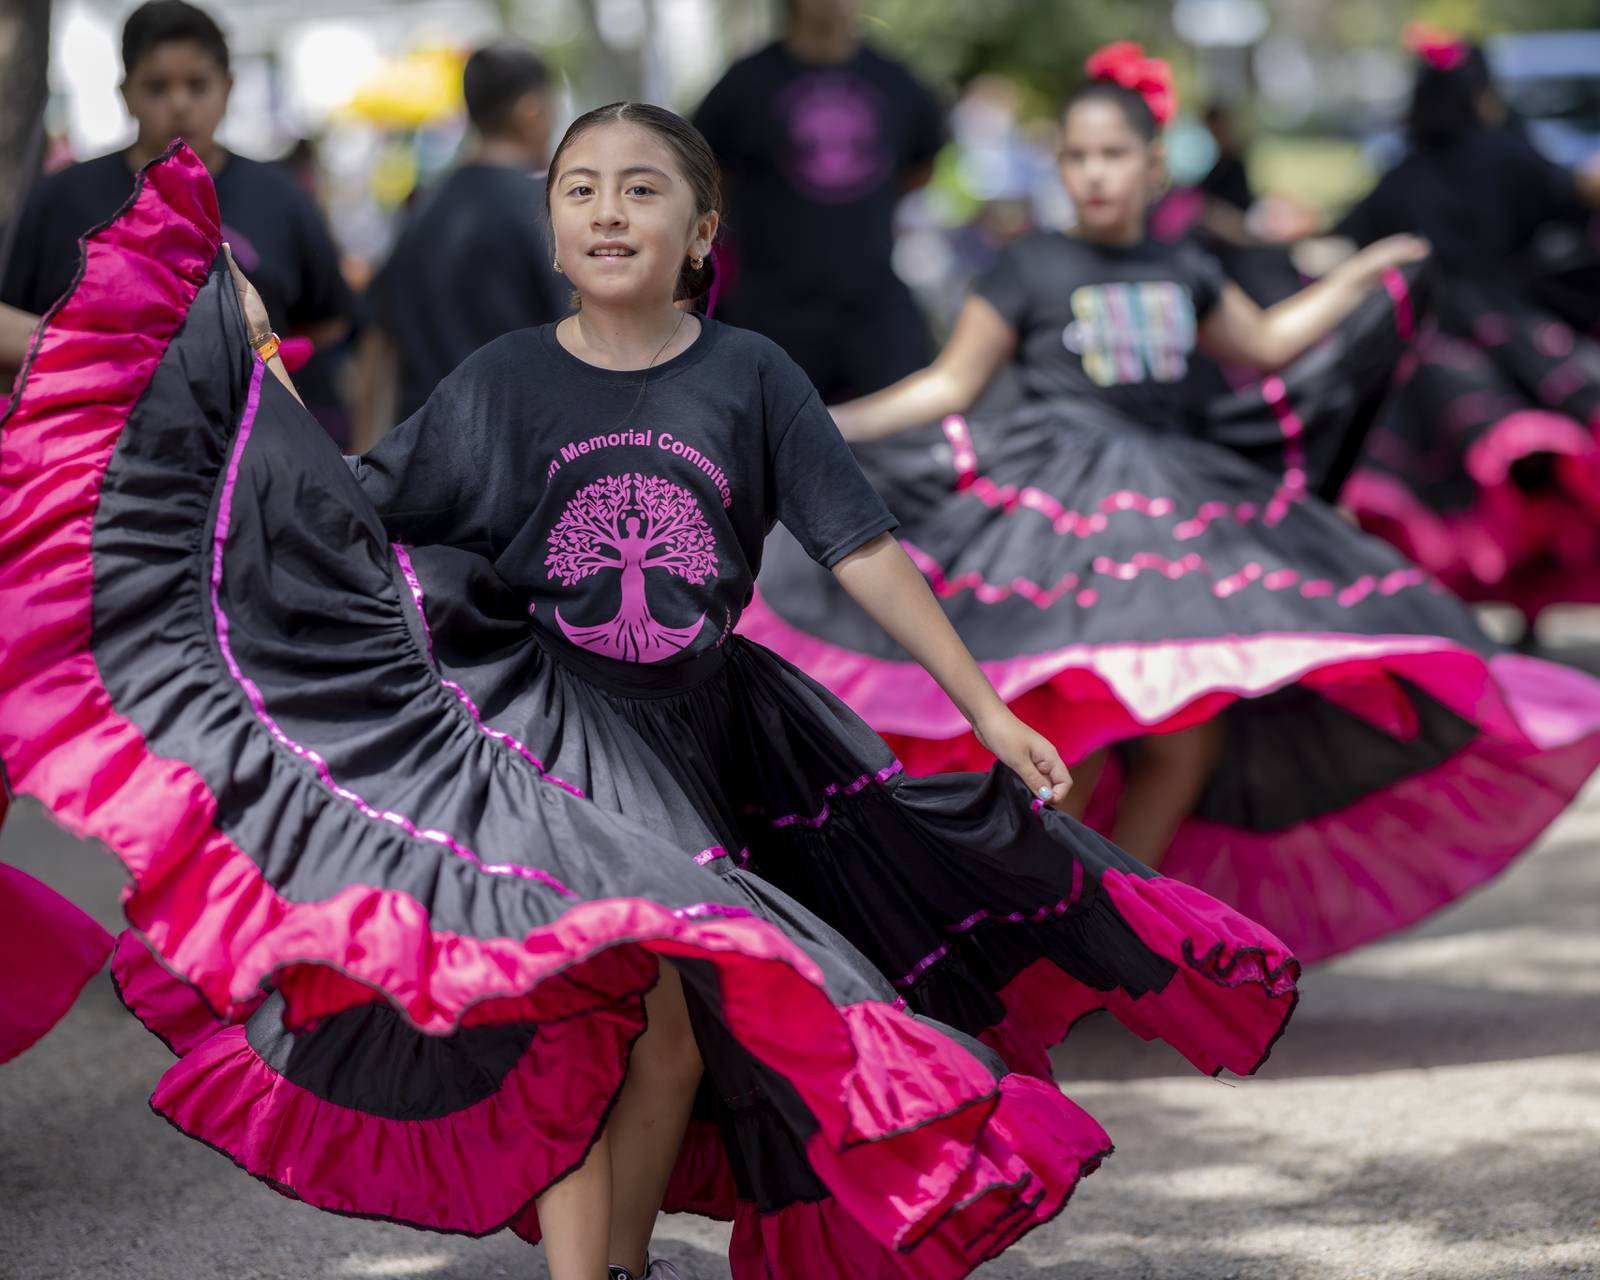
[1338,27,1600,637]
[744,44,1600,963]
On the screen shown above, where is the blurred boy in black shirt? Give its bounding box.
[361,43,567,442]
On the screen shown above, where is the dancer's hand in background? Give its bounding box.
[1348,233,1431,286]
[1201,232,1428,372]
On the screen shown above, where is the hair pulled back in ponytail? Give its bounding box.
[545,101,722,304]
[1406,45,1492,150]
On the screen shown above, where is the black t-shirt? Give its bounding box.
[692,40,945,305]
[1336,126,1585,272]
[975,231,1227,421]
[2,149,354,332]
[370,163,568,421]
[348,318,896,666]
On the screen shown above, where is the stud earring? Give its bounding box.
[552,258,563,274]
[689,254,704,270]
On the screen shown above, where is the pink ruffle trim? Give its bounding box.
[979,868,1298,1078]
[742,590,1579,753]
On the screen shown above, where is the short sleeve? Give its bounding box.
[972,242,1033,332]
[766,366,897,567]
[1179,244,1227,319]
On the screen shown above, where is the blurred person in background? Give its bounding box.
[1337,25,1600,641]
[0,0,356,431]
[357,42,566,448]
[692,0,946,401]
[1196,100,1255,213]
[1336,31,1598,273]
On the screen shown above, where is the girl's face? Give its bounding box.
[1058,99,1163,241]
[551,122,718,312]
[121,40,231,156]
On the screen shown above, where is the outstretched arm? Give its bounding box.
[832,295,1016,442]
[831,533,1074,806]
[1199,233,1428,371]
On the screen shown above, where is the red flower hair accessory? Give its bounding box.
[1403,21,1469,72]
[1084,41,1177,126]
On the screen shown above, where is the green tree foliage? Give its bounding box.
[1414,0,1600,32]
[860,0,1598,112]
[861,0,1181,111]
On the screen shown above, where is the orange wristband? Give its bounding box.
[252,331,281,364]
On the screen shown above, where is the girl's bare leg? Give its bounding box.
[605,960,704,1278]
[536,1128,614,1280]
[1110,719,1225,869]
[1057,747,1107,822]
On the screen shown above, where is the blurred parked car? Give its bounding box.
[1488,30,1600,167]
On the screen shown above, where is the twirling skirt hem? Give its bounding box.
[1344,409,1600,613]
[742,590,1595,752]
[114,935,1114,1277]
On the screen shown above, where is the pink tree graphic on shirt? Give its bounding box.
[545,472,718,663]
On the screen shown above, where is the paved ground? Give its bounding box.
[3,623,1599,1280]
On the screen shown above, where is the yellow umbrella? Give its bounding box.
[342,46,467,128]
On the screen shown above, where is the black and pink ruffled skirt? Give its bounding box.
[0,145,1300,1279]
[745,277,1600,965]
[1342,275,1600,620]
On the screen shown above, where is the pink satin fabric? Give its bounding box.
[0,855,113,1063]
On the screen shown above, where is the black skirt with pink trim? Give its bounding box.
[744,276,1600,966]
[0,145,1300,1279]
[1342,275,1600,619]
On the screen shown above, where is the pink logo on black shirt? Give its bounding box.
[780,73,889,202]
[545,473,717,663]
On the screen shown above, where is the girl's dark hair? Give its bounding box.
[121,0,230,78]
[1407,45,1492,149]
[545,101,721,304]
[1061,80,1159,143]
